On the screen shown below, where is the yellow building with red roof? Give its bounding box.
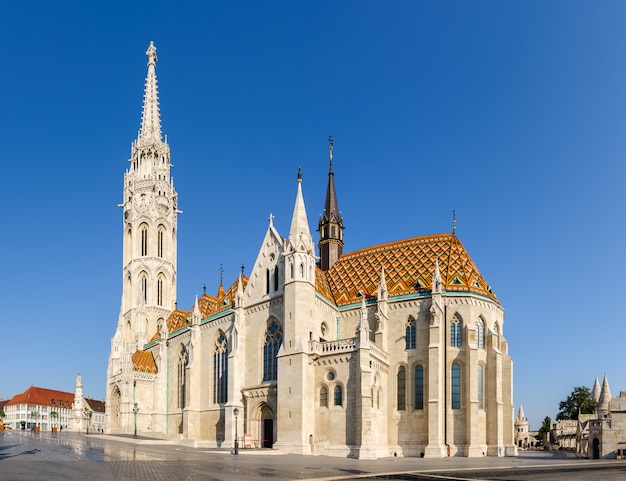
[106,43,516,459]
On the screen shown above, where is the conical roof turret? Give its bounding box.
[598,373,612,415]
[592,375,601,403]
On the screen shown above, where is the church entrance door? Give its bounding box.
[593,438,600,459]
[263,419,273,448]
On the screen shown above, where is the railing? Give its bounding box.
[368,342,389,364]
[309,338,356,355]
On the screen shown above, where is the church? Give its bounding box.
[106,42,517,459]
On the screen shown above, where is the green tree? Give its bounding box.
[536,416,552,442]
[50,411,58,428]
[556,386,596,421]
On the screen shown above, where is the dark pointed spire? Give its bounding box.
[318,135,344,270]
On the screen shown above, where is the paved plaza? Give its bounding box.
[1,430,626,481]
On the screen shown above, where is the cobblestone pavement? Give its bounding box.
[2,430,626,481]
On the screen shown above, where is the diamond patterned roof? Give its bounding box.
[321,233,498,306]
[132,350,157,374]
[147,276,249,344]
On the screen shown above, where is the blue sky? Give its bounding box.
[2,1,625,430]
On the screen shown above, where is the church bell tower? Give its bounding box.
[117,41,179,347]
[107,43,179,433]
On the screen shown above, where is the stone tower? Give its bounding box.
[107,42,179,433]
[318,136,344,271]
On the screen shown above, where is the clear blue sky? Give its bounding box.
[2,1,625,431]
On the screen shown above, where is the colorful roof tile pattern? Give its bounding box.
[6,386,74,408]
[147,276,250,344]
[132,350,158,374]
[166,309,190,334]
[315,266,335,303]
[321,233,498,306]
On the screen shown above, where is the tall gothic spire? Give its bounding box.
[140,41,162,142]
[318,136,344,270]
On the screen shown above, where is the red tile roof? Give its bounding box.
[6,386,74,409]
[85,398,106,413]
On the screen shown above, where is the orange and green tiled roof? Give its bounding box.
[132,350,157,374]
[147,276,249,343]
[319,233,498,306]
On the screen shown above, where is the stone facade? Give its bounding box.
[580,375,626,459]
[514,405,538,449]
[106,43,517,459]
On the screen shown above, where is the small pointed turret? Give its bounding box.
[318,136,344,270]
[236,274,244,307]
[516,405,526,423]
[597,373,612,416]
[288,168,314,254]
[592,376,601,403]
[140,41,162,142]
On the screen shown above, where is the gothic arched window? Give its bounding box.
[397,366,406,411]
[213,331,228,404]
[477,364,484,409]
[414,364,424,410]
[476,319,485,349]
[450,315,462,348]
[157,275,164,306]
[334,385,343,406]
[405,317,416,349]
[140,224,148,257]
[451,362,461,409]
[263,319,282,382]
[139,273,148,303]
[274,266,279,291]
[320,386,328,407]
[157,225,165,258]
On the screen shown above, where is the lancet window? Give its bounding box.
[405,317,416,349]
[213,332,228,404]
[263,319,282,382]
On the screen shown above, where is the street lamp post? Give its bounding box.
[133,403,139,439]
[84,409,91,435]
[233,407,239,455]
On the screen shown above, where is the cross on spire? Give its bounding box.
[452,210,456,236]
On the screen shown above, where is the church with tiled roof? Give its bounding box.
[106,43,516,459]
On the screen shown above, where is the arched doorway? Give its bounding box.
[592,438,600,459]
[110,386,121,431]
[250,402,275,448]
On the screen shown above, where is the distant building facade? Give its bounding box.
[514,405,538,449]
[581,374,626,459]
[3,375,105,432]
[4,386,74,431]
[106,42,517,459]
